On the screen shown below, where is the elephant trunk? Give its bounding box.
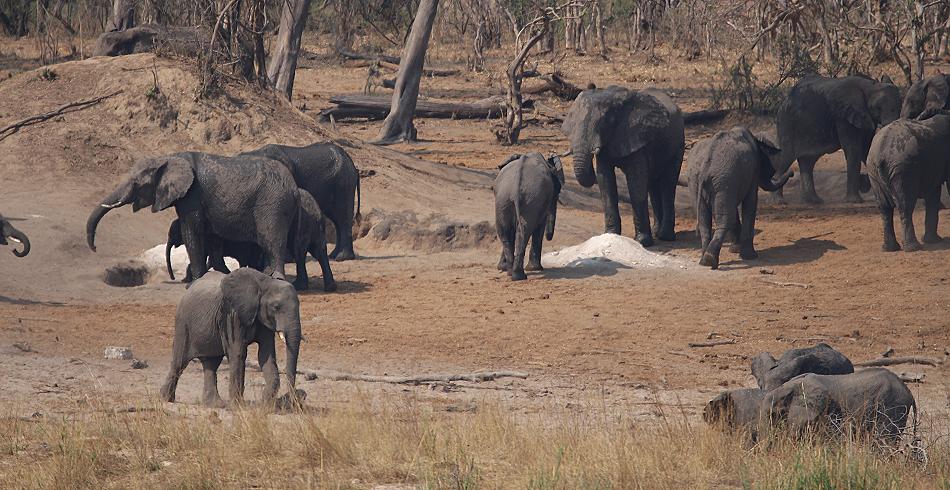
[573,151,596,188]
[87,186,131,252]
[545,197,558,241]
[165,241,176,280]
[758,168,794,192]
[281,322,301,391]
[7,227,29,257]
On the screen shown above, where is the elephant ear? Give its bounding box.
[497,154,522,169]
[546,155,565,194]
[919,75,950,120]
[826,82,875,130]
[153,156,194,212]
[605,89,675,159]
[751,352,778,390]
[221,268,264,328]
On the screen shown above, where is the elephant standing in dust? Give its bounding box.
[772,75,901,203]
[160,268,302,407]
[759,369,916,442]
[866,114,950,252]
[0,215,30,257]
[494,153,564,281]
[751,343,854,391]
[242,143,360,261]
[901,74,950,120]
[87,152,303,281]
[685,127,793,269]
[562,86,685,246]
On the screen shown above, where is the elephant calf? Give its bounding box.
[704,388,765,433]
[685,127,793,269]
[866,114,950,252]
[494,153,564,281]
[160,268,302,408]
[751,343,854,391]
[0,214,30,257]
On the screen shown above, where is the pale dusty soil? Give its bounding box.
[0,37,948,434]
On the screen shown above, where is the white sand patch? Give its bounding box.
[542,233,689,270]
[140,244,239,280]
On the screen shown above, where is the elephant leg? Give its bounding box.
[649,183,663,238]
[260,238,287,280]
[292,251,310,291]
[837,124,871,203]
[878,197,900,252]
[200,357,226,408]
[657,180,677,241]
[331,217,356,261]
[922,189,943,243]
[896,185,921,252]
[727,210,742,253]
[596,163,622,235]
[227,343,248,406]
[180,219,209,281]
[257,334,280,402]
[525,226,544,271]
[510,223,529,281]
[311,240,337,292]
[623,168,654,247]
[496,218,514,272]
[696,197,712,255]
[700,198,736,269]
[738,190,758,260]
[797,156,823,204]
[159,339,190,403]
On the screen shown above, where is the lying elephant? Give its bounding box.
[704,388,765,433]
[759,369,916,442]
[0,214,30,257]
[751,343,854,391]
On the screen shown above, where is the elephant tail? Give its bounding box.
[355,174,361,220]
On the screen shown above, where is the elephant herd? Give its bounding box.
[494,73,950,279]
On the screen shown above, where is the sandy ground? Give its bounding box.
[0,38,948,436]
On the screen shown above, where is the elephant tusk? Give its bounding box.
[100,201,124,209]
[557,149,573,157]
[8,237,20,243]
[278,332,286,342]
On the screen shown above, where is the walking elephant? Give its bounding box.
[750,343,854,391]
[901,74,950,120]
[562,86,685,246]
[866,114,950,252]
[87,152,303,281]
[772,75,901,203]
[494,153,564,281]
[242,143,360,261]
[759,369,916,442]
[0,215,30,257]
[159,268,302,407]
[685,127,793,269]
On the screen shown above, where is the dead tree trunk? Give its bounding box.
[267,0,313,101]
[373,0,439,145]
[107,0,135,31]
[500,23,547,145]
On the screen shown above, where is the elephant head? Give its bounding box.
[704,388,766,434]
[0,215,30,257]
[748,131,793,192]
[544,155,566,241]
[865,77,901,128]
[87,154,195,251]
[221,268,301,393]
[901,74,950,120]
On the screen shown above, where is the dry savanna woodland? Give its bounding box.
[1,0,949,488]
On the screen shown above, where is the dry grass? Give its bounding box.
[1,394,947,489]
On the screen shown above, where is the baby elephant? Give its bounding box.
[494,153,565,281]
[866,114,950,252]
[704,388,766,434]
[685,128,793,269]
[751,343,854,391]
[759,369,916,442]
[160,268,302,408]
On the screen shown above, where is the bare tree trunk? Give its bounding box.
[373,0,439,145]
[267,0,312,101]
[500,22,547,145]
[107,0,135,31]
[594,0,607,58]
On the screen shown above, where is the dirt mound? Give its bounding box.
[356,209,495,253]
[542,233,690,270]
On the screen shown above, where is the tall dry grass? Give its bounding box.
[0,394,947,489]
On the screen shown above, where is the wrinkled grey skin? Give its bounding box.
[901,74,950,120]
[160,269,301,407]
[494,153,565,281]
[686,127,793,269]
[562,86,685,246]
[772,75,901,204]
[242,143,360,261]
[704,388,766,434]
[866,114,950,252]
[0,215,30,257]
[87,152,302,281]
[165,191,336,292]
[759,369,915,442]
[751,343,855,391]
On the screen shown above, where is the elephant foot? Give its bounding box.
[801,193,825,205]
[604,227,622,236]
[882,241,901,252]
[699,252,719,269]
[203,396,227,409]
[332,250,356,261]
[292,279,309,291]
[903,240,922,252]
[159,384,176,403]
[635,233,655,248]
[323,280,338,292]
[922,233,943,244]
[510,270,527,281]
[497,259,510,271]
[843,193,864,204]
[524,262,543,272]
[655,228,676,242]
[739,248,759,260]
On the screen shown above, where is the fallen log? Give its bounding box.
[301,369,529,384]
[688,338,736,348]
[0,90,123,142]
[855,356,942,367]
[523,73,584,101]
[319,93,507,121]
[337,48,400,64]
[378,59,459,77]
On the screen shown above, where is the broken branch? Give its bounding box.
[0,90,123,141]
[855,356,942,367]
[688,338,736,348]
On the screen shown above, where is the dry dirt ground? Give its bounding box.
[0,35,948,470]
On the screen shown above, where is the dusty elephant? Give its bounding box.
[866,114,950,252]
[751,343,854,391]
[685,127,793,269]
[87,152,304,281]
[704,388,766,433]
[493,153,564,281]
[901,74,950,120]
[562,86,685,246]
[772,75,901,204]
[0,215,30,257]
[759,369,916,442]
[159,268,302,407]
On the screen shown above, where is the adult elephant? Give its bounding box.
[0,215,30,257]
[562,86,685,246]
[901,74,950,120]
[772,75,901,204]
[242,143,360,261]
[159,268,302,407]
[87,152,302,281]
